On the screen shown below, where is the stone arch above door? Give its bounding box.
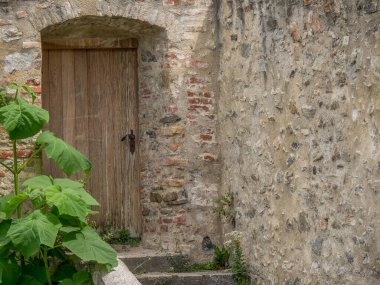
[27,0,176,34]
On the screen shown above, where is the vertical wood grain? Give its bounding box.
[61,50,75,146]
[42,47,140,234]
[47,50,63,177]
[74,50,89,158]
[87,49,108,226]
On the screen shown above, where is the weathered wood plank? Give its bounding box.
[87,49,108,226]
[47,50,63,177]
[41,50,51,175]
[74,50,89,158]
[61,50,75,146]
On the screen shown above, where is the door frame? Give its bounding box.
[42,37,138,50]
[41,37,142,235]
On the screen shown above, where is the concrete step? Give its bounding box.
[118,248,183,274]
[136,271,235,285]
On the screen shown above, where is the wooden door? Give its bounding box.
[41,40,141,235]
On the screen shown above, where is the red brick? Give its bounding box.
[200,91,212,98]
[200,134,212,141]
[188,105,209,112]
[162,217,173,224]
[202,153,217,162]
[160,62,178,68]
[160,225,169,232]
[174,216,186,223]
[162,157,187,166]
[143,225,156,233]
[187,76,205,84]
[0,151,12,159]
[21,86,42,94]
[165,53,178,59]
[160,178,186,187]
[182,0,195,5]
[163,0,180,6]
[25,79,40,86]
[17,149,33,158]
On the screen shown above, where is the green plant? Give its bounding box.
[213,245,230,269]
[225,231,249,285]
[187,261,218,272]
[116,228,141,246]
[214,192,236,226]
[0,83,117,284]
[165,245,230,273]
[98,227,141,246]
[0,85,12,107]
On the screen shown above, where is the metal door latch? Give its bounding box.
[121,130,135,154]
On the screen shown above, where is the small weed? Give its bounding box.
[99,227,142,246]
[187,262,219,271]
[213,245,230,269]
[166,245,231,273]
[214,192,236,226]
[225,231,249,284]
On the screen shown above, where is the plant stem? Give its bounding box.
[12,140,21,219]
[42,246,52,285]
[18,146,43,173]
[0,161,14,174]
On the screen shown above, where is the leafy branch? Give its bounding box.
[0,83,116,285]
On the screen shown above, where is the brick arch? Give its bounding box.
[27,0,176,35]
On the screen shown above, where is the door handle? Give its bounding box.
[121,130,135,154]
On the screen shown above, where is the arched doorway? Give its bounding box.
[41,17,144,236]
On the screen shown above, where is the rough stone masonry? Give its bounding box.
[0,0,379,284]
[218,0,380,284]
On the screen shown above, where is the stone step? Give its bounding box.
[136,271,235,285]
[118,248,183,274]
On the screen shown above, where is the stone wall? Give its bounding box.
[0,0,221,258]
[2,0,379,283]
[218,0,379,284]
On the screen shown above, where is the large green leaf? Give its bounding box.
[52,263,77,282]
[7,210,61,258]
[3,194,28,218]
[24,188,46,209]
[45,186,89,222]
[0,257,21,285]
[63,188,99,207]
[60,272,92,285]
[19,263,47,285]
[62,227,117,268]
[0,220,11,247]
[53,178,83,190]
[23,177,98,207]
[0,97,48,140]
[54,179,98,206]
[37,131,92,176]
[23,176,52,208]
[0,195,12,212]
[23,175,53,190]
